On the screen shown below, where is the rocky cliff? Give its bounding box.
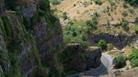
[0,0,63,77]
[90,33,137,50]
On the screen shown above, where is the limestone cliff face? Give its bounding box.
[0,0,63,77]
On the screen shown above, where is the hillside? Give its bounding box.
[51,0,138,77]
[0,0,138,77]
[53,0,138,34]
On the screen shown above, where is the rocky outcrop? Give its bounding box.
[132,35,138,49]
[85,46,102,69]
[0,0,5,16]
[89,33,136,49]
[0,0,63,77]
[60,43,102,76]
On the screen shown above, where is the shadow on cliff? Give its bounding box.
[89,33,136,50]
[82,62,108,76]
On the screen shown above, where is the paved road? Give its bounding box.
[68,53,113,77]
[82,53,113,76]
[101,53,113,69]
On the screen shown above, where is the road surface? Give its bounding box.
[68,53,113,77]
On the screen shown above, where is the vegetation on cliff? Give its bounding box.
[0,0,63,77]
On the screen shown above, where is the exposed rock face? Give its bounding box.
[90,33,136,49]
[85,46,102,69]
[60,43,102,76]
[132,35,138,49]
[21,0,36,18]
[0,0,5,16]
[0,0,63,77]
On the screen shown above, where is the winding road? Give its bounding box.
[68,53,113,77]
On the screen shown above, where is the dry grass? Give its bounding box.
[53,0,138,35]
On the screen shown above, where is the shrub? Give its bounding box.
[135,27,138,34]
[128,8,134,14]
[128,49,138,67]
[86,20,97,30]
[86,14,98,30]
[97,39,107,49]
[125,0,138,5]
[134,25,138,34]
[95,0,102,5]
[63,12,68,20]
[130,59,138,67]
[135,17,138,23]
[113,55,126,69]
[39,0,50,11]
[121,19,129,31]
[108,0,115,5]
[50,0,62,5]
[122,11,128,17]
[123,3,128,8]
[63,21,89,46]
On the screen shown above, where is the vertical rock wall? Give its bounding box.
[0,0,63,77]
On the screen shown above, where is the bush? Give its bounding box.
[135,27,138,34]
[130,59,138,67]
[128,49,138,67]
[113,55,126,69]
[86,20,97,30]
[108,0,115,5]
[122,11,128,17]
[39,0,50,11]
[135,17,138,23]
[125,0,138,5]
[63,12,68,20]
[50,0,62,5]
[97,39,107,49]
[128,8,134,14]
[86,14,98,30]
[95,0,102,5]
[121,19,129,31]
[63,21,89,46]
